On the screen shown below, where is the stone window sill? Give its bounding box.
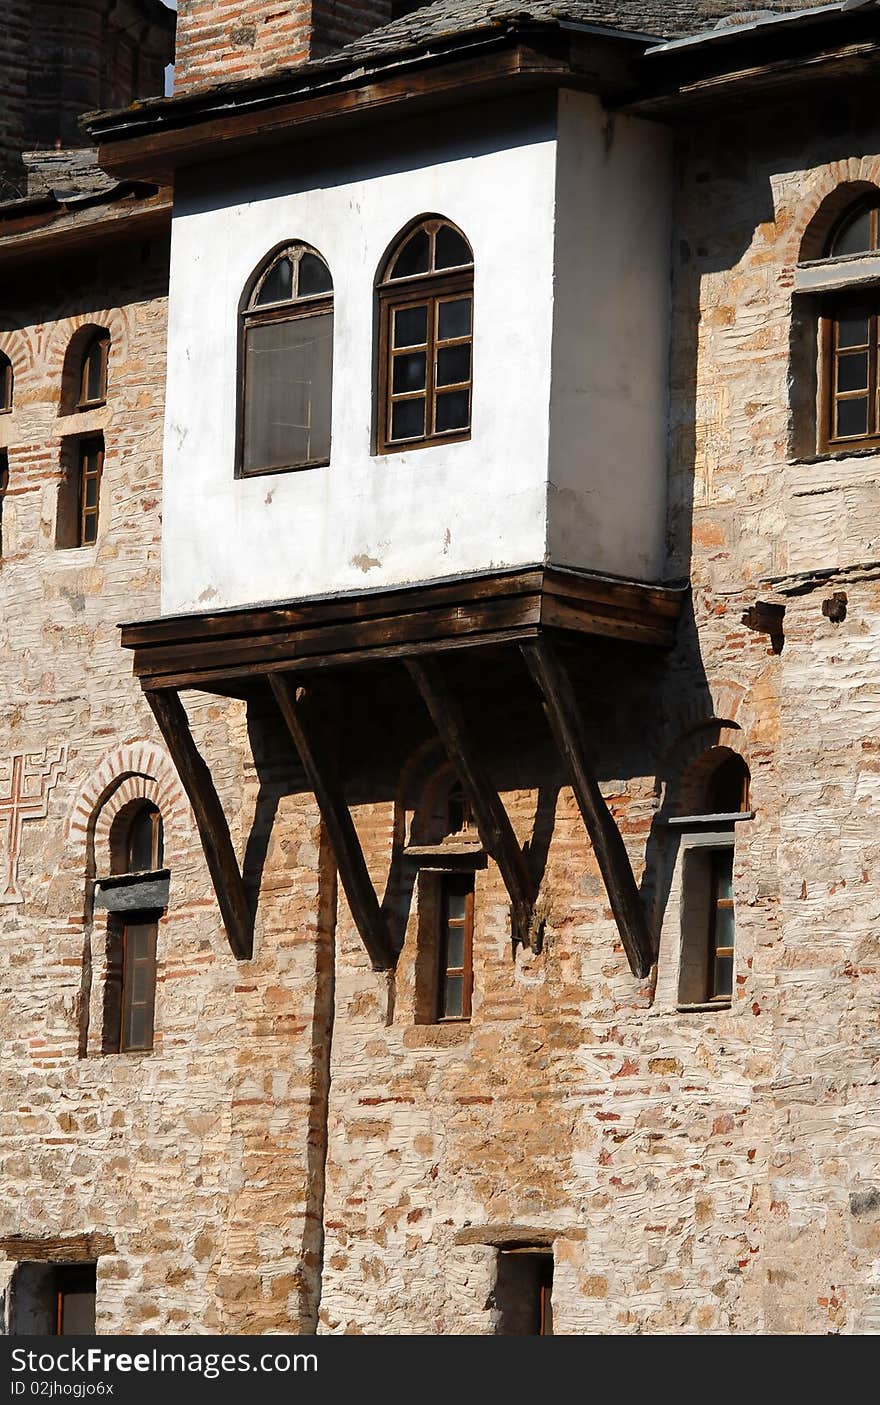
[676,1000,732,1013]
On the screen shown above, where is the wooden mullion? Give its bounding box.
[269,674,396,970]
[146,688,253,960]
[521,637,653,978]
[407,657,536,948]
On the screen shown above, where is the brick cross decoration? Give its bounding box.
[0,746,68,905]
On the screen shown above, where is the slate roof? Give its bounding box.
[342,0,837,56]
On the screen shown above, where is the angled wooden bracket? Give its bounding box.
[146,688,253,960]
[269,674,396,971]
[521,638,653,978]
[406,657,538,948]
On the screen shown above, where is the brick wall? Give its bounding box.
[174,0,392,93]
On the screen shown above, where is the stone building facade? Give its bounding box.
[2,0,880,1337]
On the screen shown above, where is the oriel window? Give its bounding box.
[377,217,474,453]
[239,243,334,475]
[820,199,880,453]
[0,351,13,413]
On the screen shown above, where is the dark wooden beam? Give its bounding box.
[521,638,653,978]
[269,674,396,972]
[406,657,537,948]
[146,688,253,960]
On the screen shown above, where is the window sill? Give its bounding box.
[792,445,880,466]
[663,811,753,829]
[375,431,471,458]
[237,458,330,479]
[676,1000,732,1013]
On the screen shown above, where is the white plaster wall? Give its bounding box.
[547,91,672,582]
[161,117,557,614]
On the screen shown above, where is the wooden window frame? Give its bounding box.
[76,436,104,547]
[706,845,735,1004]
[119,916,158,1053]
[236,244,334,479]
[377,218,474,455]
[76,334,110,411]
[436,871,475,1022]
[818,297,880,453]
[0,353,13,414]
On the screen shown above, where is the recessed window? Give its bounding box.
[0,351,13,413]
[436,872,474,1021]
[56,435,104,549]
[9,1262,96,1336]
[818,198,880,453]
[238,243,334,476]
[101,802,166,1055]
[77,332,110,410]
[494,1249,554,1335]
[0,451,8,557]
[377,217,474,453]
[124,802,164,873]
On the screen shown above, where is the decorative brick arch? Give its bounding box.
[781,160,880,265]
[65,740,189,877]
[46,307,129,391]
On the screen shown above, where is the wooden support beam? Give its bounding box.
[146,688,253,961]
[521,638,653,978]
[269,674,396,972]
[406,657,537,948]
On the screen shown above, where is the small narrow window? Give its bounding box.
[377,217,474,453]
[494,1249,554,1335]
[77,333,110,409]
[819,199,880,453]
[77,436,104,546]
[238,243,333,476]
[120,919,158,1052]
[101,802,166,1055]
[0,451,8,557]
[0,351,13,413]
[125,802,164,873]
[437,872,474,1021]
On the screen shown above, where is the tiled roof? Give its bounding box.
[342,0,836,55]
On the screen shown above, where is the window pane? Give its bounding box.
[438,298,472,340]
[127,923,151,960]
[714,904,735,952]
[713,849,733,900]
[127,1004,147,1050]
[837,351,869,392]
[435,389,470,433]
[243,312,333,471]
[84,475,99,509]
[446,888,467,922]
[836,396,869,438]
[254,257,293,306]
[127,808,159,872]
[836,314,870,349]
[832,208,873,258]
[390,397,425,441]
[435,224,472,269]
[84,343,106,402]
[443,974,463,1019]
[393,305,428,348]
[298,252,332,298]
[60,1291,96,1336]
[713,954,734,999]
[391,229,430,280]
[82,513,98,545]
[131,959,150,1005]
[392,351,427,394]
[437,344,471,387]
[445,925,465,970]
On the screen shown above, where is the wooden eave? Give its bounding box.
[89,30,646,184]
[0,189,171,272]
[120,566,685,694]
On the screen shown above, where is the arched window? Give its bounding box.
[121,801,164,874]
[238,242,334,476]
[377,217,473,453]
[0,351,13,413]
[818,195,880,452]
[77,331,110,409]
[102,801,167,1053]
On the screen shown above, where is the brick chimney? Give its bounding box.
[174,0,393,94]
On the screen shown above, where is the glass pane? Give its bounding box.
[714,904,735,952]
[131,959,150,1005]
[393,305,428,348]
[60,1292,96,1336]
[836,314,869,349]
[446,888,466,922]
[837,351,869,392]
[84,474,99,509]
[435,389,470,433]
[392,351,426,395]
[713,848,733,900]
[437,344,471,387]
[84,343,105,402]
[435,224,472,269]
[390,397,425,442]
[127,923,150,960]
[832,207,873,257]
[127,808,157,871]
[243,312,333,471]
[836,396,869,438]
[713,954,734,999]
[126,1004,147,1050]
[298,252,332,298]
[445,925,465,970]
[83,513,97,545]
[438,298,472,340]
[443,974,463,1019]
[254,257,293,306]
[391,229,430,280]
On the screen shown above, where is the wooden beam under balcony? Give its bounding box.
[521,637,654,978]
[269,674,397,971]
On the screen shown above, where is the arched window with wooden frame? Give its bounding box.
[818,196,880,453]
[238,242,334,477]
[377,216,474,453]
[77,330,110,410]
[0,351,13,414]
